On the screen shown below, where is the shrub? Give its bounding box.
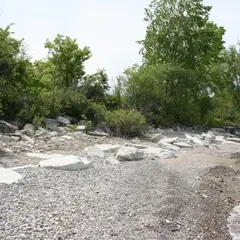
[104,109,147,137]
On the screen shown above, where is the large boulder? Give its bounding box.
[56,116,70,126]
[116,147,144,161]
[44,118,59,131]
[0,167,23,184]
[0,120,18,133]
[39,155,93,171]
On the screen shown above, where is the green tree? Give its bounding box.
[140,0,225,68]
[45,34,91,89]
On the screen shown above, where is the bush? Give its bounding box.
[104,109,147,137]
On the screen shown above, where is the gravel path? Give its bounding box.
[0,145,240,240]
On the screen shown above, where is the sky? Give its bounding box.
[0,0,240,84]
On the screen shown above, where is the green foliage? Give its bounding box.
[140,0,225,68]
[0,1,240,130]
[104,109,147,137]
[45,34,91,89]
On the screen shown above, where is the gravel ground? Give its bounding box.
[0,144,240,240]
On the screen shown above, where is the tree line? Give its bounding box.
[0,0,240,136]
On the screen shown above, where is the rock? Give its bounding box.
[131,137,141,144]
[157,137,180,151]
[0,167,23,184]
[0,120,18,133]
[64,115,78,124]
[39,155,93,171]
[158,137,179,144]
[21,135,35,144]
[116,147,144,161]
[26,153,63,159]
[44,118,59,131]
[166,131,186,138]
[87,131,109,137]
[227,138,240,143]
[84,146,105,158]
[67,132,84,138]
[23,124,35,136]
[173,142,193,148]
[35,127,48,137]
[104,157,120,165]
[143,146,177,159]
[0,135,15,142]
[124,143,148,149]
[158,142,180,151]
[151,133,165,143]
[55,127,67,135]
[61,135,73,140]
[185,134,204,146]
[94,144,120,154]
[75,125,86,132]
[214,135,225,144]
[56,116,70,126]
[47,131,59,138]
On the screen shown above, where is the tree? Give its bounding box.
[45,34,91,89]
[0,24,31,119]
[140,0,225,69]
[81,69,109,102]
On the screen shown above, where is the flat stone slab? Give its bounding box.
[39,155,93,171]
[0,167,23,184]
[173,142,193,148]
[26,153,63,159]
[94,144,120,153]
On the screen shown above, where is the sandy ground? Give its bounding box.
[0,140,240,239]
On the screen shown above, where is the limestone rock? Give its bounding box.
[94,144,120,154]
[116,147,144,161]
[56,116,70,126]
[39,155,93,171]
[0,167,23,184]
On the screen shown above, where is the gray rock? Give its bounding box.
[55,127,67,135]
[39,155,93,171]
[173,142,193,148]
[116,147,144,161]
[56,116,70,126]
[22,124,35,136]
[151,133,165,143]
[84,146,105,158]
[0,120,18,133]
[44,118,59,131]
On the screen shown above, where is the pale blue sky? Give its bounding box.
[0,0,240,83]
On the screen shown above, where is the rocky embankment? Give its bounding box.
[0,117,240,239]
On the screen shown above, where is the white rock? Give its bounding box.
[124,143,148,149]
[214,135,225,144]
[227,138,240,143]
[151,134,165,143]
[61,135,73,140]
[21,135,35,144]
[173,142,193,148]
[116,147,144,161]
[84,146,105,158]
[185,134,204,146]
[39,155,93,171]
[104,157,120,165]
[94,144,120,153]
[158,142,180,151]
[158,137,179,144]
[0,167,23,184]
[26,152,62,159]
[143,146,176,159]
